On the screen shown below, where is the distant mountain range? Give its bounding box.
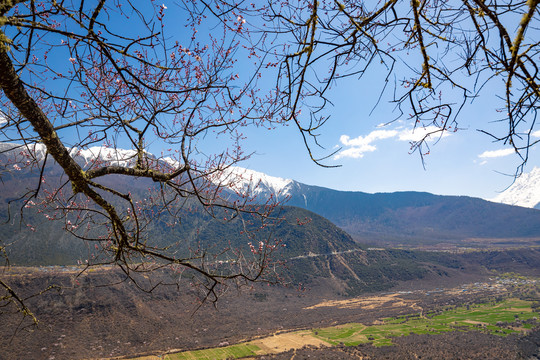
[3,143,540,250]
[227,165,540,211]
[225,167,540,246]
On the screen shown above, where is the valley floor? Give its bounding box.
[1,267,539,360]
[126,280,540,360]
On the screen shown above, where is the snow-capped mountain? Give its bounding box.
[0,142,140,168]
[0,142,296,200]
[4,141,540,212]
[3,142,540,246]
[491,167,540,209]
[0,142,180,175]
[0,142,48,160]
[69,146,140,167]
[214,166,296,200]
[213,168,540,242]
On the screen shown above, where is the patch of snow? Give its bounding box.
[162,156,180,168]
[2,142,144,168]
[215,166,294,199]
[491,167,540,208]
[70,146,138,167]
[0,142,48,160]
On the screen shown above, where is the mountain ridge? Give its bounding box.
[4,141,540,210]
[3,142,540,248]
[225,166,540,245]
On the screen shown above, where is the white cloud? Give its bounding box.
[531,130,540,138]
[335,130,397,160]
[0,112,6,126]
[478,148,515,159]
[398,125,450,142]
[335,125,452,160]
[339,130,398,147]
[334,145,375,159]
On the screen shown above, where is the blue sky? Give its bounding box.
[219,4,540,201]
[132,2,540,200]
[4,1,539,202]
[238,70,540,200]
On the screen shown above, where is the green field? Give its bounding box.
[312,298,538,347]
[160,343,260,360]
[133,298,538,359]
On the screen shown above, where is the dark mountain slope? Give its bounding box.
[284,183,540,244]
[2,203,356,265]
[4,200,469,295]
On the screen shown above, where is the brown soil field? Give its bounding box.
[250,331,329,354]
[304,293,417,311]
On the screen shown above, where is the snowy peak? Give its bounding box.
[215,166,295,200]
[1,143,293,201]
[491,167,540,208]
[69,146,139,167]
[0,142,48,160]
[1,142,140,168]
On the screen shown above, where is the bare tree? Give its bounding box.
[1,0,539,324]
[0,0,288,322]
